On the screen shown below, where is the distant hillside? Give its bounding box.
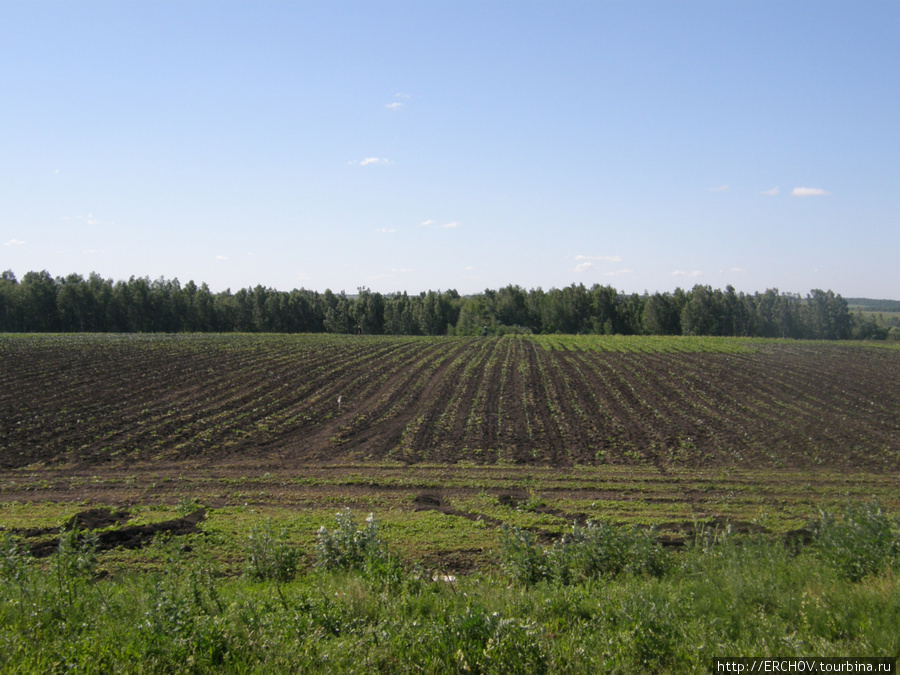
[846,298,900,312]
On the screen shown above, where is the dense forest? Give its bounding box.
[1,270,897,340]
[845,297,900,313]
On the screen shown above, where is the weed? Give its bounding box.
[0,533,32,603]
[501,520,671,586]
[176,496,202,517]
[813,500,900,581]
[315,508,386,572]
[500,526,547,585]
[244,519,301,582]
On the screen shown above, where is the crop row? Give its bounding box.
[1,334,898,471]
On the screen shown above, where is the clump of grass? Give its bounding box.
[315,508,408,589]
[244,519,301,582]
[315,508,385,571]
[0,532,33,605]
[176,496,203,517]
[812,500,900,581]
[501,520,671,586]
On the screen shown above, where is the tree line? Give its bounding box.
[0,270,895,340]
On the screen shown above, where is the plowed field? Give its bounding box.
[2,334,898,471]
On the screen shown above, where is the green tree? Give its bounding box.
[806,289,852,340]
[323,290,353,333]
[354,287,385,334]
[19,270,59,331]
[0,270,20,331]
[641,292,680,335]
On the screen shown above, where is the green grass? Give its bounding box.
[530,334,767,353]
[2,504,899,673]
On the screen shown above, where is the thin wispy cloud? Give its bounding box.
[603,269,633,277]
[761,187,780,196]
[376,228,396,234]
[371,267,413,281]
[673,270,703,278]
[792,187,829,197]
[385,93,409,110]
[575,254,622,262]
[216,255,228,260]
[3,239,25,246]
[574,262,593,273]
[708,185,729,192]
[420,219,460,229]
[350,157,391,166]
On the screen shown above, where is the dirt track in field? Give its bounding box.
[1,334,899,473]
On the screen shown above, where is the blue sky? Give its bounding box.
[3,1,898,298]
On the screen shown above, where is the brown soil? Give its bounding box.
[0,334,898,570]
[1,336,897,471]
[20,508,206,558]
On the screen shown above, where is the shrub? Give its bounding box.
[813,501,900,581]
[0,533,32,603]
[53,526,100,609]
[568,520,670,580]
[244,519,301,582]
[501,520,671,586]
[500,525,547,585]
[315,509,386,571]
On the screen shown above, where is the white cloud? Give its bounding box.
[420,219,460,229]
[216,255,228,260]
[575,254,622,262]
[385,102,403,110]
[3,239,25,246]
[603,269,633,277]
[574,262,593,273]
[792,187,829,197]
[708,185,729,192]
[395,93,410,99]
[760,187,780,196]
[673,270,703,277]
[350,157,391,166]
[86,213,98,225]
[729,267,747,273]
[376,228,396,234]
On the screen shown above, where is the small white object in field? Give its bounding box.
[433,574,456,583]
